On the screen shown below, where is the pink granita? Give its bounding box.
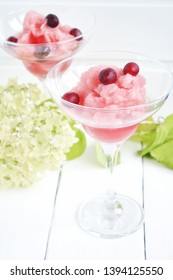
[72,65,146,108]
[18,11,77,46]
[62,63,147,143]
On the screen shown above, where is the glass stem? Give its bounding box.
[102,142,122,189]
[101,142,124,215]
[39,79,51,98]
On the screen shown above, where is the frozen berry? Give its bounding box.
[70,28,83,41]
[46,14,59,28]
[34,46,51,59]
[123,62,139,76]
[99,68,117,85]
[7,36,18,43]
[62,92,80,104]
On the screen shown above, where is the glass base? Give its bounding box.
[77,193,144,238]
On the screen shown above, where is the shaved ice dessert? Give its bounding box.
[6,10,83,79]
[62,62,147,143]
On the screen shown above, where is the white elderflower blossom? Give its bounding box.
[0,79,82,188]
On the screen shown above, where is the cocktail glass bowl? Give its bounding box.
[0,6,95,81]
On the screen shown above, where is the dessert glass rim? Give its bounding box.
[46,49,173,111]
[0,6,95,47]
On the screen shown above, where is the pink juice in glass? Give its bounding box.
[62,63,146,143]
[83,123,139,143]
[23,59,72,80]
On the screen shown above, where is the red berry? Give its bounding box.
[7,36,18,43]
[99,68,117,85]
[62,92,80,104]
[34,46,51,59]
[123,62,139,76]
[70,28,83,41]
[46,14,59,28]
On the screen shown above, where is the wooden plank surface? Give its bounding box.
[0,172,60,259]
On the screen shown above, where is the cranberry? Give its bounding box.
[62,92,80,104]
[34,46,51,59]
[46,14,59,28]
[123,62,139,76]
[70,28,83,41]
[7,36,18,43]
[99,68,117,85]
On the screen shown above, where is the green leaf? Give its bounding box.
[151,140,173,169]
[139,123,169,156]
[65,128,86,160]
[130,114,173,169]
[130,120,158,144]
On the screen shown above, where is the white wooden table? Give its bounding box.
[0,0,173,261]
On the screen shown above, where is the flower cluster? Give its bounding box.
[0,79,78,187]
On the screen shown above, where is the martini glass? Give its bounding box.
[0,6,95,82]
[46,51,173,238]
